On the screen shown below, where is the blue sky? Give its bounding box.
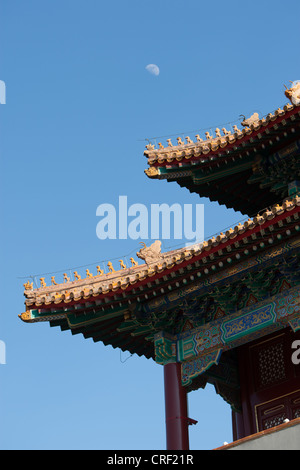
[0,0,299,450]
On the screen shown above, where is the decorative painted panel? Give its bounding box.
[220,303,276,344]
[181,349,223,386]
[177,286,300,365]
[174,286,300,387]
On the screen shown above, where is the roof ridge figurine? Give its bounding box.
[136,240,162,265]
[284,81,300,106]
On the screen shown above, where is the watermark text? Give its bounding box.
[291,340,300,365]
[96,196,204,244]
[0,80,6,104]
[0,340,6,364]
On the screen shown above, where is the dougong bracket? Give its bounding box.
[154,332,177,365]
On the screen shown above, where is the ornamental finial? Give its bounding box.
[96,265,104,276]
[119,260,126,270]
[240,113,259,127]
[284,81,300,106]
[24,280,33,291]
[130,257,138,267]
[107,261,115,273]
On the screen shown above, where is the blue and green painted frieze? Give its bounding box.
[154,285,300,386]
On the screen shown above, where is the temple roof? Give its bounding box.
[20,195,300,356]
[144,85,300,215]
[20,194,300,403]
[21,197,300,311]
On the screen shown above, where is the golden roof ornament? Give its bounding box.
[107,261,115,273]
[284,81,300,106]
[241,113,259,127]
[119,260,126,270]
[136,240,162,265]
[24,280,33,291]
[144,166,159,177]
[145,143,155,151]
[19,311,31,321]
[96,265,104,276]
[130,257,138,267]
[222,127,231,135]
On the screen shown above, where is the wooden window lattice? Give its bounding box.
[257,341,286,389]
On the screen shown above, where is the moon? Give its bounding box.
[145,64,160,76]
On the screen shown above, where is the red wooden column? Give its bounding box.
[164,362,190,450]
